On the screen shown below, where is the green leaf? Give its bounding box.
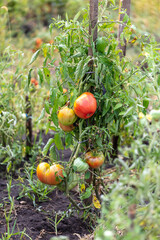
[85,171,91,180]
[37,108,45,121]
[37,68,44,85]
[96,137,102,147]
[58,95,67,107]
[42,138,54,156]
[114,103,123,110]
[75,60,83,81]
[50,145,57,160]
[43,68,51,84]
[51,111,58,127]
[123,106,133,117]
[70,89,78,107]
[102,99,110,117]
[7,161,12,173]
[50,88,58,106]
[81,186,92,200]
[27,68,33,87]
[62,170,67,178]
[54,134,64,150]
[143,99,149,109]
[73,10,81,22]
[157,75,160,86]
[28,49,40,65]
[65,133,72,148]
[44,101,50,114]
[123,13,129,23]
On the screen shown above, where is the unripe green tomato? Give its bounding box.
[73,157,89,172]
[96,37,108,53]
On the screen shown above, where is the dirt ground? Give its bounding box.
[0,132,94,240]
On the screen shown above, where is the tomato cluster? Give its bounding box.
[58,92,97,132]
[37,92,105,186]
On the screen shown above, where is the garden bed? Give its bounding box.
[0,131,93,240]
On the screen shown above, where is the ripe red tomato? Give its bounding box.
[36,162,64,185]
[59,121,74,132]
[58,106,77,126]
[85,151,105,169]
[74,92,97,119]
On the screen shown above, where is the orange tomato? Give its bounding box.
[36,38,42,48]
[58,106,77,126]
[63,88,68,94]
[36,162,64,185]
[74,92,97,119]
[85,151,105,169]
[31,78,36,84]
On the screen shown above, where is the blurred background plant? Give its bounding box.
[95,115,160,240]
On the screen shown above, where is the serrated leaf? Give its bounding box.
[28,49,40,65]
[42,138,54,156]
[54,134,64,150]
[50,145,57,160]
[51,111,58,127]
[50,88,58,106]
[58,95,67,107]
[44,101,50,114]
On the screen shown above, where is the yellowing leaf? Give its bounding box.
[93,195,101,209]
[81,184,85,192]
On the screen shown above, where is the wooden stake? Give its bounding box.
[25,95,33,156]
[118,0,131,58]
[84,0,99,206]
[88,0,99,59]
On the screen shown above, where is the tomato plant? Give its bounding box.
[85,151,105,169]
[36,162,64,185]
[58,106,77,126]
[74,92,97,119]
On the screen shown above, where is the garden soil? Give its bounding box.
[0,131,94,240]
